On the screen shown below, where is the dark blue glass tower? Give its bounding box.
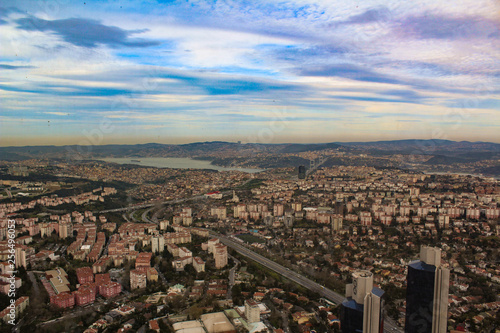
[405,246,449,333]
[340,298,364,333]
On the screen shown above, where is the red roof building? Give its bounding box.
[135,252,152,268]
[50,292,75,308]
[149,319,160,332]
[95,273,111,285]
[99,282,122,298]
[73,287,96,306]
[76,267,94,285]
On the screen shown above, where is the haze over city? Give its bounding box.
[1,0,499,146]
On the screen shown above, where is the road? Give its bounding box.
[155,264,168,286]
[95,182,253,215]
[38,294,128,328]
[122,213,131,223]
[95,192,228,214]
[141,206,155,223]
[227,254,240,300]
[217,235,403,333]
[27,271,41,296]
[281,310,290,333]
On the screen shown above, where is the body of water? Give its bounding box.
[99,157,264,173]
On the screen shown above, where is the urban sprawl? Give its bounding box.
[0,160,499,333]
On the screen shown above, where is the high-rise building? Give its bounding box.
[245,299,261,323]
[214,244,228,269]
[331,215,343,231]
[298,165,306,179]
[152,235,165,254]
[273,204,284,217]
[291,202,302,212]
[159,220,169,230]
[405,246,450,333]
[14,247,26,268]
[59,222,73,239]
[233,204,246,218]
[340,270,384,333]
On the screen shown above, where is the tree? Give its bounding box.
[188,305,203,319]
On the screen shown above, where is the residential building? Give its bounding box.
[130,269,147,290]
[214,244,228,269]
[245,299,260,323]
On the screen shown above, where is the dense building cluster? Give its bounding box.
[0,161,498,332]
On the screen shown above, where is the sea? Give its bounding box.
[99,157,264,173]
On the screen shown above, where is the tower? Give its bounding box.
[298,165,306,179]
[340,270,385,333]
[405,246,450,333]
[152,236,165,254]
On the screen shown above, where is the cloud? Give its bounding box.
[0,82,135,97]
[298,63,402,85]
[44,112,70,116]
[0,63,307,101]
[267,44,347,63]
[398,13,499,40]
[0,64,35,70]
[339,7,392,25]
[15,17,161,48]
[0,6,22,24]
[333,95,419,104]
[381,89,422,101]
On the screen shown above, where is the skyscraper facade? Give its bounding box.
[405,246,450,333]
[340,270,385,333]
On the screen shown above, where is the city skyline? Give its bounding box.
[0,0,499,146]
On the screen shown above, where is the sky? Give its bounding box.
[0,0,499,146]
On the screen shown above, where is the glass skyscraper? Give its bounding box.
[405,246,450,333]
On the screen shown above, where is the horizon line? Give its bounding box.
[1,138,500,148]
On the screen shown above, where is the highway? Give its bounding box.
[141,206,155,223]
[217,235,403,333]
[95,191,231,214]
[95,194,206,214]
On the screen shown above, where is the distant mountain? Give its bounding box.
[279,142,341,153]
[337,139,455,146]
[337,139,500,154]
[1,140,499,167]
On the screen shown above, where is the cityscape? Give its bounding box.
[0,0,499,333]
[0,151,499,332]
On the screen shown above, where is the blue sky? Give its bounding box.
[0,0,498,146]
